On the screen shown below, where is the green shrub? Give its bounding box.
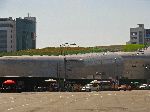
[123,44,145,52]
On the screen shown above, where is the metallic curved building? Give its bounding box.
[0,53,123,80]
[0,48,149,80]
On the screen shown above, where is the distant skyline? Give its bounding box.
[0,0,150,48]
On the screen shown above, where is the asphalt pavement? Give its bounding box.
[0,90,150,112]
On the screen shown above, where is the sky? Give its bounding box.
[0,0,150,48]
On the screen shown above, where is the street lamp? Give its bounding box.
[56,60,61,91]
[114,58,117,77]
[114,57,120,85]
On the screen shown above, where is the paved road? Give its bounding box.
[0,90,150,112]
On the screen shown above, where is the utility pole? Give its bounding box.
[56,62,61,91]
[64,57,67,89]
[60,43,76,91]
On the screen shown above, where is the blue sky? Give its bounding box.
[0,0,150,48]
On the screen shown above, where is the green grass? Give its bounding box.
[0,44,146,56]
[122,44,145,52]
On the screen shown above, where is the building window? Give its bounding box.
[139,31,143,43]
[132,42,137,44]
[11,45,12,48]
[11,40,12,43]
[131,37,137,40]
[131,32,137,36]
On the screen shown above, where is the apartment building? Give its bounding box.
[129,24,150,45]
[0,17,16,52]
[16,16,36,51]
[0,16,36,52]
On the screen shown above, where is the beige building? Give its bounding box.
[0,17,16,52]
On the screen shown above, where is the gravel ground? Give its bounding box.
[0,90,150,112]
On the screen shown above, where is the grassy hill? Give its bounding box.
[0,44,146,56]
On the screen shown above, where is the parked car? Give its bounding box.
[81,83,99,92]
[138,84,150,90]
[99,81,113,91]
[118,84,131,91]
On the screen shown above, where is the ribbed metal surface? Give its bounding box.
[0,49,149,79]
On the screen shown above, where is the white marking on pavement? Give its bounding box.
[107,94,112,96]
[9,97,14,100]
[88,94,91,96]
[8,108,13,111]
[94,94,99,96]
[11,101,14,103]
